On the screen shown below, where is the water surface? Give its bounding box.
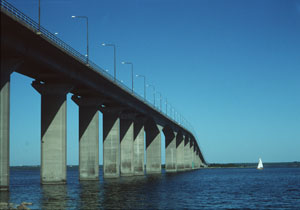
[1,167,299,209]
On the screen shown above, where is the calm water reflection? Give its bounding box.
[78,181,101,209]
[41,185,67,210]
[101,175,162,209]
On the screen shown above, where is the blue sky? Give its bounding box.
[6,0,300,165]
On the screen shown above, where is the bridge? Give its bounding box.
[0,0,206,191]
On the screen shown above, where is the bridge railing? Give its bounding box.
[1,0,203,155]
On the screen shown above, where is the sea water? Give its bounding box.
[1,167,300,209]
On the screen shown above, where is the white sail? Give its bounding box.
[257,158,263,169]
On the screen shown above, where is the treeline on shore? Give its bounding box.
[208,161,300,168]
[10,162,300,169]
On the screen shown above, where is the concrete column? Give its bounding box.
[198,149,202,168]
[176,132,185,171]
[0,66,10,191]
[163,127,176,172]
[195,150,199,168]
[198,149,203,168]
[32,81,72,184]
[190,139,194,169]
[188,138,193,169]
[198,155,202,168]
[133,118,144,175]
[198,148,205,167]
[200,154,205,168]
[197,149,201,168]
[102,111,120,178]
[198,151,202,168]
[1,59,23,191]
[145,119,161,174]
[0,74,10,191]
[184,135,191,170]
[120,112,134,176]
[72,96,100,180]
[193,144,197,169]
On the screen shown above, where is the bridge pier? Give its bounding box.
[145,119,161,174]
[176,132,185,171]
[197,150,201,168]
[200,154,204,168]
[72,95,100,180]
[189,139,193,170]
[164,127,176,172]
[0,64,10,191]
[102,111,120,178]
[32,81,72,184]
[0,70,10,191]
[190,139,194,169]
[184,135,192,170]
[194,150,198,168]
[193,143,197,169]
[120,112,134,176]
[133,117,144,175]
[1,59,23,191]
[198,148,201,168]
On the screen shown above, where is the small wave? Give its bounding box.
[286,188,299,192]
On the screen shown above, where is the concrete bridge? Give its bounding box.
[0,0,206,191]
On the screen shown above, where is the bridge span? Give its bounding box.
[0,0,206,191]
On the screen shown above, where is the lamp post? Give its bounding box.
[38,0,41,33]
[156,91,162,112]
[121,61,134,93]
[165,98,168,116]
[102,43,116,82]
[71,15,89,64]
[147,84,155,106]
[170,105,175,121]
[136,74,146,101]
[179,114,182,125]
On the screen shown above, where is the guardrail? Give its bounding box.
[1,0,204,158]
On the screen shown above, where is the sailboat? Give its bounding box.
[257,158,263,170]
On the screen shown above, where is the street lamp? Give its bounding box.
[182,116,185,127]
[71,15,89,64]
[173,108,176,121]
[136,74,146,101]
[102,43,116,82]
[121,61,133,93]
[156,91,162,112]
[38,0,41,34]
[179,114,182,125]
[165,98,168,115]
[170,105,175,121]
[147,84,155,106]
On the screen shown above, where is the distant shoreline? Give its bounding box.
[208,162,300,168]
[10,162,300,168]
